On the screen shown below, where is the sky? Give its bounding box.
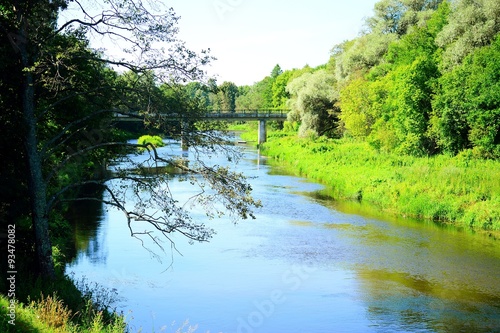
[167,0,380,86]
[60,0,380,86]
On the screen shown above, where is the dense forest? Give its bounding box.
[203,0,500,159]
[0,0,499,331]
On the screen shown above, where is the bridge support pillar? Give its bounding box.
[258,119,267,145]
[181,120,189,152]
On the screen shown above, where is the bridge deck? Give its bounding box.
[115,110,289,122]
[202,110,288,120]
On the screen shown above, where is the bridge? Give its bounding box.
[115,110,289,144]
[200,109,288,121]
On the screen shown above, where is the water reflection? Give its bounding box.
[67,186,107,264]
[358,268,500,332]
[66,141,500,332]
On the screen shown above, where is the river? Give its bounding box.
[66,138,500,333]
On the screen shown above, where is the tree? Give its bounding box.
[286,70,340,138]
[270,64,283,79]
[184,81,212,111]
[272,70,293,109]
[1,0,260,279]
[339,76,379,139]
[436,0,500,71]
[366,0,443,36]
[217,81,239,111]
[367,3,447,155]
[335,0,444,84]
[334,33,398,83]
[235,76,274,110]
[431,34,500,157]
[338,2,448,154]
[371,56,438,155]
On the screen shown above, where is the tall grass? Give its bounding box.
[0,294,127,333]
[0,273,127,333]
[261,134,500,234]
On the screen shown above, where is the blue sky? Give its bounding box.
[169,0,380,85]
[60,1,380,86]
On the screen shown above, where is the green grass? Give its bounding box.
[0,294,127,333]
[0,272,127,333]
[260,133,500,235]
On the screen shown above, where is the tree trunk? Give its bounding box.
[20,35,56,280]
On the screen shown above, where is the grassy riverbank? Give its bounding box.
[0,273,126,333]
[248,129,500,235]
[0,295,126,333]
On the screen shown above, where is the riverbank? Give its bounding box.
[0,274,126,332]
[250,130,500,236]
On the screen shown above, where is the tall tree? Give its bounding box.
[1,0,260,279]
[339,1,448,154]
[431,34,500,157]
[287,70,340,138]
[218,81,239,111]
[436,0,500,71]
[270,64,283,79]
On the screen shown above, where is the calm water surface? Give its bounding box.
[66,140,500,333]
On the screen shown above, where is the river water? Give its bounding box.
[66,139,500,333]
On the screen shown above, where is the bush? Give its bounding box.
[137,135,165,149]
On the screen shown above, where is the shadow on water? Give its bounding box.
[66,184,107,264]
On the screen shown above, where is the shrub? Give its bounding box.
[137,135,165,149]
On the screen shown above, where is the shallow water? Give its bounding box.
[66,141,500,333]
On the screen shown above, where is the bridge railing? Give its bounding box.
[204,109,289,119]
[114,109,290,121]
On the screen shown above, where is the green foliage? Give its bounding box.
[340,3,448,155]
[261,134,500,233]
[235,76,274,110]
[370,55,438,155]
[436,0,500,71]
[0,293,127,333]
[217,81,239,111]
[270,64,283,78]
[283,121,300,133]
[339,76,380,139]
[334,33,398,83]
[137,135,165,148]
[0,269,126,333]
[272,70,293,109]
[235,65,313,111]
[431,34,500,157]
[286,70,340,138]
[366,0,443,36]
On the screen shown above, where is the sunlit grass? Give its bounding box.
[0,294,128,333]
[261,134,500,234]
